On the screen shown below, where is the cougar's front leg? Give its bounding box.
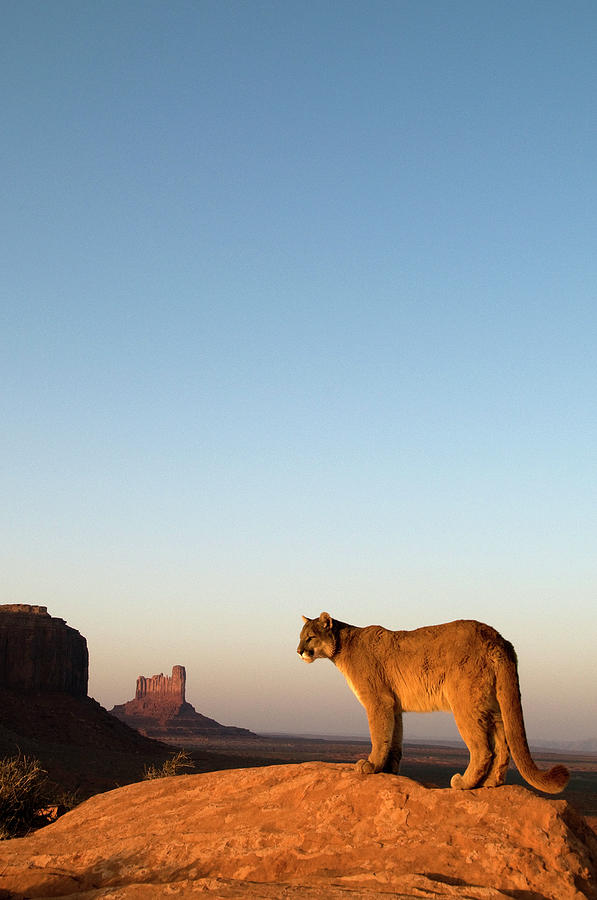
[356,697,395,775]
[382,710,403,774]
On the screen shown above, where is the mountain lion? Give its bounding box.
[297,612,569,793]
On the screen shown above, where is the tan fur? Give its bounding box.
[297,612,569,793]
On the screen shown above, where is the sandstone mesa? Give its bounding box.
[0,604,171,796]
[0,762,595,899]
[0,604,88,696]
[110,664,255,741]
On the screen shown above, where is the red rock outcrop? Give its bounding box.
[0,604,88,697]
[0,605,172,797]
[0,762,595,899]
[110,665,256,740]
[136,663,186,703]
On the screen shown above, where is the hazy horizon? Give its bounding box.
[3,2,596,746]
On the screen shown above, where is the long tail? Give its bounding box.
[495,643,569,794]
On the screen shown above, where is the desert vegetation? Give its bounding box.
[0,748,197,839]
[0,753,49,839]
[143,748,194,780]
[0,752,79,839]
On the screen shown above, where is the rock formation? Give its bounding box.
[0,762,595,899]
[136,663,186,703]
[110,665,256,740]
[0,604,88,696]
[0,604,172,797]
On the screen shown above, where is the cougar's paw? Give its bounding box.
[450,773,466,789]
[355,758,374,775]
[480,774,502,788]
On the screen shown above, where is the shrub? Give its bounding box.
[143,749,194,780]
[0,753,50,839]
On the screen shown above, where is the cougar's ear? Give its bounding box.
[319,611,333,630]
[302,615,309,624]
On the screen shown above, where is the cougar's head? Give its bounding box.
[297,612,335,663]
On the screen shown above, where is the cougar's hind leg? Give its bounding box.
[481,712,510,787]
[382,710,403,774]
[450,706,493,790]
[356,695,395,775]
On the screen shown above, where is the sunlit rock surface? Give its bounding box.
[0,762,595,898]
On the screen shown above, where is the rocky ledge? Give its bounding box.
[0,762,595,899]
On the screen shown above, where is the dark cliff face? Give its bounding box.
[0,605,172,799]
[0,604,88,697]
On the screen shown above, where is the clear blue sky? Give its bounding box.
[2,1,596,743]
